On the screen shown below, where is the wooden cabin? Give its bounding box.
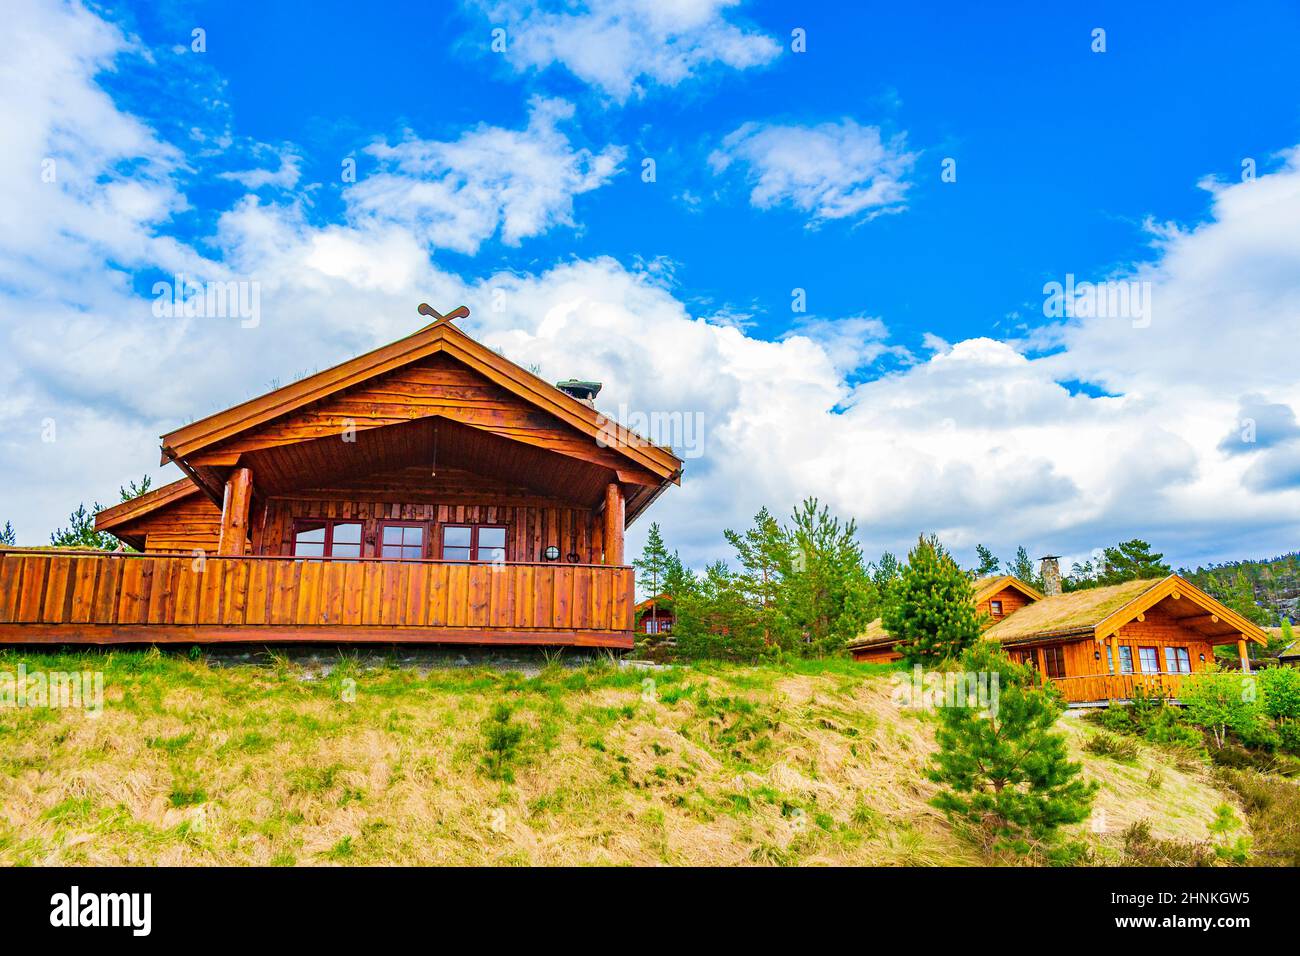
[982,574,1265,704]
[0,306,682,649]
[848,575,1044,663]
[635,595,675,636]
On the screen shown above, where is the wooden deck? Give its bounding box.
[0,549,635,647]
[1049,671,1189,705]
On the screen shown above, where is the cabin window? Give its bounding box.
[379,522,425,560]
[644,619,659,634]
[440,524,508,562]
[990,600,1003,617]
[1164,646,1192,674]
[1118,646,1134,674]
[1138,646,1160,673]
[293,520,362,559]
[1041,646,1066,680]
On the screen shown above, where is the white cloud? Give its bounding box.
[709,120,917,223]
[218,146,302,190]
[472,0,780,102]
[347,97,625,254]
[3,0,1299,580]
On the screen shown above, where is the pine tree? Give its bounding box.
[633,522,670,626]
[884,535,984,665]
[723,507,787,644]
[1007,546,1041,589]
[776,498,874,654]
[674,561,766,661]
[974,544,1000,577]
[119,475,153,501]
[50,503,118,550]
[929,641,1098,852]
[1096,539,1171,585]
[0,521,14,546]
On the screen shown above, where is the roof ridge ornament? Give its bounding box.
[417,303,470,327]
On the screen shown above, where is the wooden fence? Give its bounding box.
[0,549,635,647]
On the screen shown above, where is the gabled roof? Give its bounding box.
[635,594,673,613]
[159,308,682,484]
[94,477,202,533]
[983,574,1269,647]
[973,574,1044,605]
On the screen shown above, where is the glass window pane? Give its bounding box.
[478,527,506,548]
[333,523,362,545]
[383,526,404,544]
[479,547,506,564]
[331,543,362,559]
[403,526,423,546]
[401,545,422,560]
[1119,647,1134,674]
[295,541,325,558]
[443,526,471,548]
[381,544,404,559]
[443,547,471,561]
[296,524,326,543]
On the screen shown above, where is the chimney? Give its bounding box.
[1039,556,1062,596]
[556,379,602,409]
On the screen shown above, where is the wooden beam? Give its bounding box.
[1238,637,1251,675]
[603,482,625,566]
[217,467,253,556]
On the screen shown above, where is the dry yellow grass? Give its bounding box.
[0,650,1243,866]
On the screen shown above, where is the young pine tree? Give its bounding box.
[1096,539,1171,585]
[723,507,787,644]
[50,503,118,550]
[0,521,14,546]
[776,497,874,655]
[884,535,984,665]
[929,641,1098,853]
[974,544,1001,577]
[633,522,671,625]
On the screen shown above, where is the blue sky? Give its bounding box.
[3,0,1300,572]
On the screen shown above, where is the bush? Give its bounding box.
[1218,767,1300,866]
[1180,670,1263,749]
[1121,820,1216,867]
[1095,705,1134,734]
[1084,732,1139,763]
[1141,707,1205,750]
[1278,720,1300,755]
[1259,667,1300,722]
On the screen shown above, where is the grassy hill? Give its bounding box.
[0,649,1254,866]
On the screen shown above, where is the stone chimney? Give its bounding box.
[556,379,602,409]
[1039,556,1062,597]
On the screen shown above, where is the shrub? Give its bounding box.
[1141,707,1205,750]
[1258,666,1300,722]
[1218,767,1300,866]
[1084,732,1139,763]
[480,703,525,782]
[1179,670,1263,749]
[1278,720,1300,755]
[1095,705,1134,734]
[1121,820,1216,867]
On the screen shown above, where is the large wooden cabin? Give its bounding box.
[0,306,682,649]
[848,575,1044,663]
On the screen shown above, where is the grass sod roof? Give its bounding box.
[981,578,1158,645]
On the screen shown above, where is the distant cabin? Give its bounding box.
[851,559,1267,706]
[635,595,675,636]
[0,306,682,649]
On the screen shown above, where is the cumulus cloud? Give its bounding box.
[347,97,625,254]
[709,120,916,223]
[3,0,1299,578]
[470,0,780,102]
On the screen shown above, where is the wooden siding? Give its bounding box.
[0,551,634,647]
[850,645,902,664]
[977,585,1031,623]
[115,494,223,554]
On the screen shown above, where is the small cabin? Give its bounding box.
[848,575,1044,663]
[0,306,682,649]
[635,595,675,636]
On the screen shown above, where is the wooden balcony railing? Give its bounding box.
[1048,671,1189,704]
[0,549,635,647]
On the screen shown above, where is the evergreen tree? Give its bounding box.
[775,497,874,654]
[50,503,118,550]
[633,522,670,624]
[0,521,14,546]
[1007,546,1042,590]
[869,550,902,620]
[1220,570,1270,630]
[1095,539,1171,586]
[929,641,1098,852]
[119,475,153,501]
[884,535,984,665]
[674,561,766,661]
[974,544,1000,577]
[723,506,785,628]
[662,551,697,601]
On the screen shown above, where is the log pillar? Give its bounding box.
[217,467,254,556]
[1237,637,1251,675]
[603,482,625,566]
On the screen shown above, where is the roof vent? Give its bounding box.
[556,379,602,408]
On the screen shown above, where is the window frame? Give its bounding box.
[1137,646,1160,674]
[377,520,428,561]
[989,599,1003,617]
[438,523,510,563]
[1041,645,1066,680]
[1164,646,1192,674]
[291,518,365,559]
[1118,646,1135,674]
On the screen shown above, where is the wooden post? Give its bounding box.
[217,467,253,556]
[1237,637,1251,674]
[603,482,625,566]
